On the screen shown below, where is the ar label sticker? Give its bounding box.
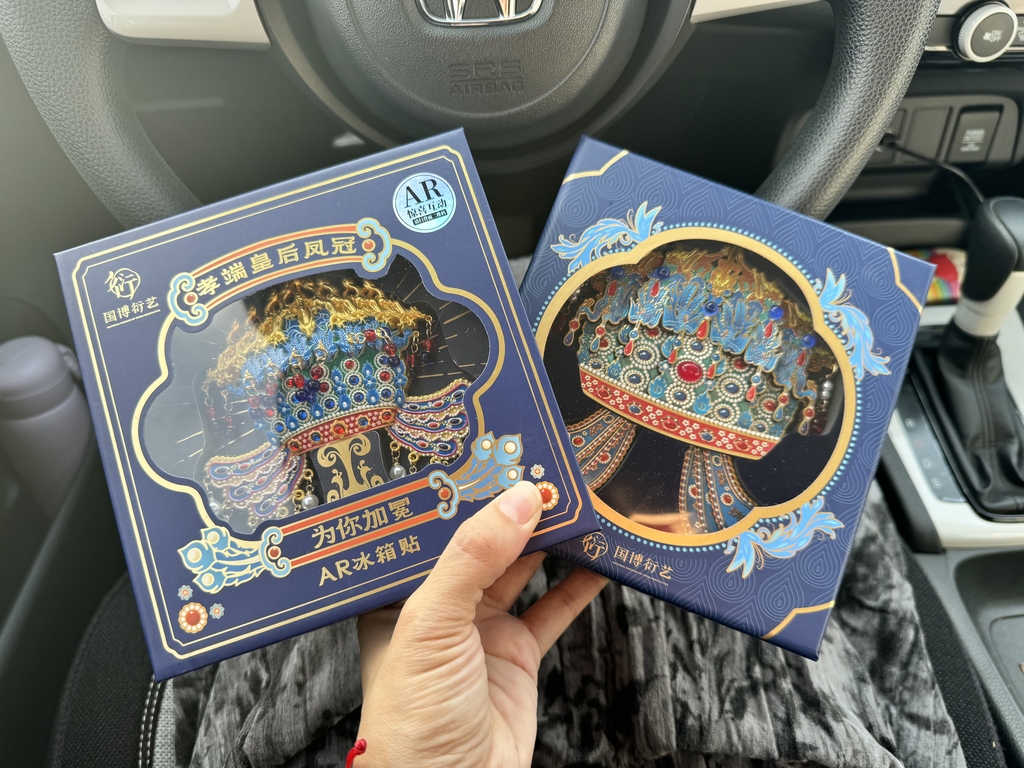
[393,173,456,233]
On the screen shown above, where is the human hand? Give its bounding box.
[356,481,607,768]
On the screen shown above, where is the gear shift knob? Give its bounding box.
[954,196,1024,337]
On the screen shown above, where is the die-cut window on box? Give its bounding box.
[544,238,848,539]
[143,255,489,535]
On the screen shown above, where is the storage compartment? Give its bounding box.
[955,549,1024,711]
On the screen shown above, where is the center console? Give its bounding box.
[881,292,1024,765]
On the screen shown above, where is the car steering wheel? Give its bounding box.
[0,0,938,228]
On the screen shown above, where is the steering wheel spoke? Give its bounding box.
[94,0,269,49]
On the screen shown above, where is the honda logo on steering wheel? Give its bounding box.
[417,0,543,26]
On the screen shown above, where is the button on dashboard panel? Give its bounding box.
[948,110,1001,163]
[969,11,1017,58]
[903,108,951,164]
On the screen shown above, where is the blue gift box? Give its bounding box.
[56,130,597,680]
[521,138,934,659]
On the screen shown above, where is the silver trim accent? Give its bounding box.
[954,272,1024,336]
[417,0,543,26]
[956,2,1018,62]
[95,0,269,48]
[689,0,816,24]
[888,414,1024,548]
[940,0,1024,14]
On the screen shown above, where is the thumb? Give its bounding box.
[404,481,542,630]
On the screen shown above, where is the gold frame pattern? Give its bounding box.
[534,227,858,548]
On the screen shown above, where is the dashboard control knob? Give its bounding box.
[956,2,1018,62]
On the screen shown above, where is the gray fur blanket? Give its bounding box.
[172,483,964,768]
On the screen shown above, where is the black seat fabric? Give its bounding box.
[47,573,154,768]
[48,499,1006,768]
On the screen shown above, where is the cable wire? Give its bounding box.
[880,139,986,205]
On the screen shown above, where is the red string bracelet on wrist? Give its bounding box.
[346,738,367,768]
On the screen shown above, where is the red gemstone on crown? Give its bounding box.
[185,610,200,626]
[677,361,702,383]
[569,319,580,330]
[344,359,356,370]
[804,408,816,418]
[764,400,776,411]
[599,338,609,349]
[293,375,305,389]
[539,486,553,505]
[595,326,605,337]
[608,281,618,296]
[319,382,329,392]
[311,365,324,379]
[778,394,789,404]
[380,371,391,382]
[733,358,747,370]
[646,327,660,337]
[364,329,377,342]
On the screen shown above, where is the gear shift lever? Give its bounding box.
[951,197,1024,336]
[930,197,1024,517]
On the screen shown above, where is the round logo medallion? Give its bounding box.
[393,173,456,233]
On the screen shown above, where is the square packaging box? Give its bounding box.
[520,138,934,659]
[56,130,597,680]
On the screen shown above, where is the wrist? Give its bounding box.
[346,738,368,768]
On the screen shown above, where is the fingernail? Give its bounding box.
[498,482,541,526]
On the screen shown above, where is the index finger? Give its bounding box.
[519,567,608,655]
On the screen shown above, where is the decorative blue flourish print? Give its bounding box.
[179,525,290,593]
[816,269,890,380]
[551,202,662,273]
[429,432,524,519]
[724,495,843,578]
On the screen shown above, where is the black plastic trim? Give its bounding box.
[0,446,126,768]
[877,437,944,553]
